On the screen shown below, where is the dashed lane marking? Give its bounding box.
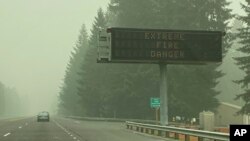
[53,120,81,141]
[3,132,11,137]
[19,126,22,129]
[74,121,80,124]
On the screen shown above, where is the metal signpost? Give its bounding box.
[98,27,224,126]
[150,97,160,122]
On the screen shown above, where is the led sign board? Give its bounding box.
[107,28,224,64]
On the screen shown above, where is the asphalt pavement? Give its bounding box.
[0,116,170,141]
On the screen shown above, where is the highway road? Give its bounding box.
[0,116,170,141]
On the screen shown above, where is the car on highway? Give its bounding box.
[37,111,50,122]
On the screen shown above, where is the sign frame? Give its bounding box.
[103,27,224,64]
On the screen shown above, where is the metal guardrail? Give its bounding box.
[66,116,194,126]
[66,116,228,141]
[126,121,229,141]
[66,116,160,124]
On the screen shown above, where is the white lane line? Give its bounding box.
[3,132,11,137]
[74,121,80,124]
[19,126,22,129]
[53,120,81,141]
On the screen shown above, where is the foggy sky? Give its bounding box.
[0,0,109,114]
[0,0,246,115]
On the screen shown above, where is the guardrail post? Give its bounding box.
[130,125,135,130]
[174,133,179,140]
[157,130,161,136]
[198,137,203,141]
[140,127,143,132]
[154,130,159,136]
[125,121,229,141]
[149,129,154,135]
[185,135,190,141]
[165,131,169,138]
[145,128,148,134]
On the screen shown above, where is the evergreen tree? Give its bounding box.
[71,0,233,119]
[4,87,22,116]
[0,82,23,116]
[154,0,233,118]
[106,0,161,119]
[216,19,245,106]
[107,0,233,118]
[108,0,156,28]
[58,24,88,116]
[0,82,5,116]
[77,8,110,117]
[234,0,250,114]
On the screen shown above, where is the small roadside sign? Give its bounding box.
[150,97,160,108]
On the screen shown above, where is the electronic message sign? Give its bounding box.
[106,27,224,64]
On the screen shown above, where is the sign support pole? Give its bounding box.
[159,64,168,125]
[155,107,159,123]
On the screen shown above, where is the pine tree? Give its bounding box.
[159,0,232,116]
[77,8,111,117]
[108,0,156,28]
[58,24,88,116]
[234,0,250,114]
[73,0,232,119]
[155,0,233,118]
[106,0,233,118]
[106,0,161,119]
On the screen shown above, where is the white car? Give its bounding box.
[37,111,50,122]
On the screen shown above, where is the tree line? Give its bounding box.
[58,0,250,119]
[0,81,24,117]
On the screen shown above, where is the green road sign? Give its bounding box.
[150,97,160,108]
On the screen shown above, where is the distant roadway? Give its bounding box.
[0,116,170,141]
